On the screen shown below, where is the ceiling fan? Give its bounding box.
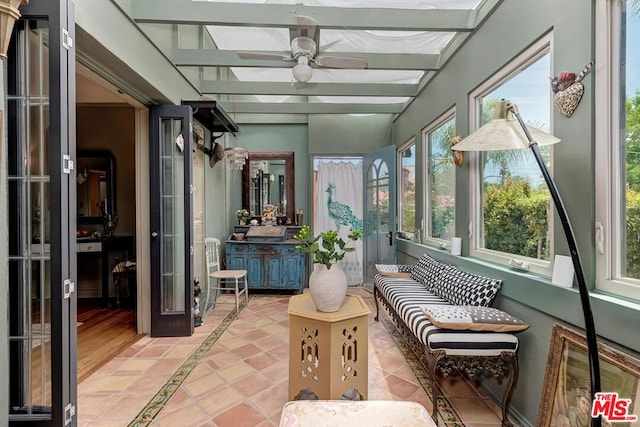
[237,16,367,83]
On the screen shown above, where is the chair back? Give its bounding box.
[204,237,221,275]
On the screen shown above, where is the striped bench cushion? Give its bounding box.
[375,274,518,356]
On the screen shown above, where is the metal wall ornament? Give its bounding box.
[551,61,593,118]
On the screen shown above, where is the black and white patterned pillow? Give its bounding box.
[432,265,502,306]
[410,254,446,291]
[375,264,413,277]
[420,305,529,332]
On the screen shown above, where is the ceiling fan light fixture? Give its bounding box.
[292,56,313,82]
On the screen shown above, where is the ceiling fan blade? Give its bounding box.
[238,51,293,61]
[294,15,317,40]
[318,39,340,52]
[314,55,368,69]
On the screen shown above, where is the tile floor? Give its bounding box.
[77,289,505,426]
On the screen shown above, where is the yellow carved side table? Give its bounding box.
[287,293,371,400]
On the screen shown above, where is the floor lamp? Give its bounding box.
[453,100,601,426]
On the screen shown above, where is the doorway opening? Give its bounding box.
[75,65,141,381]
[312,156,364,287]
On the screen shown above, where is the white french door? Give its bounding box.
[362,146,397,291]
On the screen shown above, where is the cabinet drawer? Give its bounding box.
[227,243,249,253]
[281,245,301,255]
[250,244,279,255]
[78,242,102,253]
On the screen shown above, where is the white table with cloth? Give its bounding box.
[278,400,436,426]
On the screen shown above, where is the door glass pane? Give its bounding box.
[30,258,52,408]
[375,161,390,262]
[373,160,390,231]
[8,19,53,415]
[160,120,186,313]
[365,159,390,268]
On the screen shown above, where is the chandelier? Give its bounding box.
[225,103,247,170]
[225,145,248,170]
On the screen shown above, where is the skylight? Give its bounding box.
[164,0,494,111]
[202,0,482,10]
[230,68,423,84]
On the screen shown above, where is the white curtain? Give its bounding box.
[316,161,363,286]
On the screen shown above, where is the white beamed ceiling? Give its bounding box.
[129,0,501,115]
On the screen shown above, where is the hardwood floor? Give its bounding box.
[76,300,142,383]
[29,300,141,406]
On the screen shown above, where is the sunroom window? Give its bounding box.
[595,0,640,300]
[469,39,553,275]
[398,139,416,240]
[423,110,456,245]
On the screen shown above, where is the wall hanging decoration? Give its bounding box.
[551,60,593,118]
[450,135,464,167]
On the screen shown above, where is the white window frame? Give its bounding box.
[467,34,554,276]
[595,0,640,300]
[398,137,416,237]
[422,107,456,248]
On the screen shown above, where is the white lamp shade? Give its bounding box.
[453,118,561,152]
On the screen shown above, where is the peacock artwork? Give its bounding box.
[326,183,363,232]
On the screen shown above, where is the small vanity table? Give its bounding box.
[77,235,135,308]
[76,150,135,307]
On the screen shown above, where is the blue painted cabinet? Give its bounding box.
[226,226,305,292]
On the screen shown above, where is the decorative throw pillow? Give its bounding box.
[375,264,413,278]
[432,265,502,306]
[420,305,529,332]
[409,254,446,290]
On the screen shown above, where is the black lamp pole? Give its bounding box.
[508,102,601,427]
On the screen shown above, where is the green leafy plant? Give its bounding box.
[294,225,362,270]
[236,209,251,222]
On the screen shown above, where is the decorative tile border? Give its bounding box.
[128,298,250,427]
[127,294,464,426]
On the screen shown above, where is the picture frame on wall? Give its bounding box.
[537,323,640,426]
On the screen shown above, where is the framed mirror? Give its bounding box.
[77,150,115,224]
[242,151,295,221]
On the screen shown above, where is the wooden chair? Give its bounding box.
[112,258,137,308]
[203,237,248,317]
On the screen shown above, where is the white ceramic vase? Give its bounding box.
[308,264,348,312]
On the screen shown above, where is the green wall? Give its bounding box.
[393,0,640,424]
[308,114,393,155]
[203,129,230,242]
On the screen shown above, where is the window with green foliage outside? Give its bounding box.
[622,2,640,280]
[399,142,416,236]
[596,0,640,299]
[477,52,552,262]
[427,116,456,240]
